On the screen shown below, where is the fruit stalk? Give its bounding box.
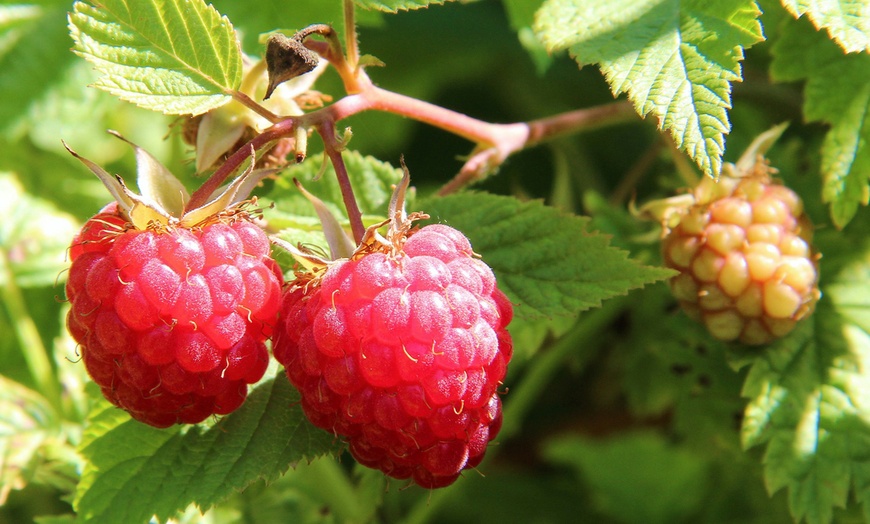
[208,58,636,213]
[343,0,359,75]
[318,119,366,244]
[186,118,294,211]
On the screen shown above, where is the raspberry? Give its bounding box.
[661,162,819,345]
[66,204,283,427]
[272,224,513,488]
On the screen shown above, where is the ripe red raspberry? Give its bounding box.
[661,162,819,345]
[66,203,283,427]
[272,224,513,488]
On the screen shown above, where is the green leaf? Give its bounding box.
[74,375,342,523]
[0,172,79,288]
[770,18,870,228]
[534,0,764,178]
[781,0,870,53]
[543,431,710,524]
[353,0,458,12]
[501,0,553,72]
[419,193,674,319]
[68,0,242,115]
[736,228,870,524]
[619,285,727,415]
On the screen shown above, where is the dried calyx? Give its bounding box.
[65,133,274,231]
[273,161,424,276]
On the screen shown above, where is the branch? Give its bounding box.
[203,70,639,216]
[186,119,294,211]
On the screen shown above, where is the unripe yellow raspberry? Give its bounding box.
[661,160,820,345]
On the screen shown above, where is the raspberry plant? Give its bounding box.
[0,0,869,523]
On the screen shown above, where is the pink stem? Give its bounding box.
[206,79,636,214]
[317,120,366,244]
[526,102,638,146]
[186,119,294,211]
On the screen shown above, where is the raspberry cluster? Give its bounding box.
[662,169,819,344]
[66,204,283,427]
[272,224,513,488]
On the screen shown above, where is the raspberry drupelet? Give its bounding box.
[64,136,283,427]
[67,204,283,427]
[661,159,819,345]
[273,221,513,489]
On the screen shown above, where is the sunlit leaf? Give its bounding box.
[771,18,870,228]
[735,226,870,524]
[68,0,242,115]
[781,0,870,53]
[535,0,764,178]
[420,193,675,319]
[74,375,342,523]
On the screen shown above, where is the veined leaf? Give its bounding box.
[420,193,674,319]
[68,0,242,115]
[534,0,764,178]
[781,0,870,53]
[274,150,409,220]
[74,375,342,523]
[353,0,457,12]
[736,228,870,524]
[771,18,870,228]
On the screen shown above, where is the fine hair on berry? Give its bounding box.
[272,223,513,488]
[66,204,283,427]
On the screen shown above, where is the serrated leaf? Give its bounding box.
[735,229,870,524]
[619,285,734,415]
[419,193,674,319]
[0,172,79,288]
[820,86,870,228]
[68,0,242,115]
[353,0,457,12]
[534,0,764,178]
[74,375,343,523]
[781,0,870,53]
[771,18,870,228]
